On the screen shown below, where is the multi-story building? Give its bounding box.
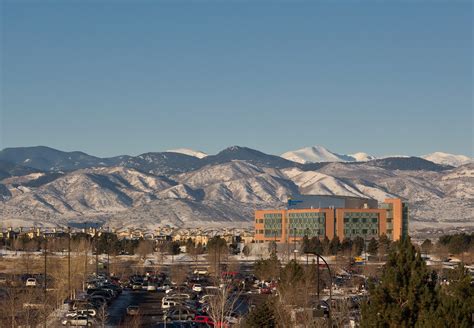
[254,195,408,243]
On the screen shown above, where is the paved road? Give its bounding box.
[107,289,166,327]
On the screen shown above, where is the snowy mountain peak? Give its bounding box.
[422,152,472,167]
[167,148,208,159]
[281,145,371,164]
[349,152,376,162]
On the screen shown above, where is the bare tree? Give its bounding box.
[136,239,154,260]
[96,304,109,328]
[170,264,188,286]
[207,281,242,327]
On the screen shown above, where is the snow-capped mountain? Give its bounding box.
[350,152,376,162]
[422,152,472,167]
[281,145,375,164]
[167,148,208,159]
[0,145,472,235]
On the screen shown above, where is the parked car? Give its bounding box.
[62,315,96,326]
[167,293,191,300]
[162,299,179,309]
[25,278,37,287]
[132,282,143,290]
[65,309,97,318]
[147,283,158,292]
[194,314,214,326]
[163,306,195,322]
[192,284,203,292]
[194,269,209,275]
[157,284,171,292]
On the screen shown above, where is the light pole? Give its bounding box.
[293,228,297,262]
[107,234,110,277]
[43,236,47,328]
[305,228,310,266]
[95,228,99,276]
[68,227,71,300]
[314,253,332,324]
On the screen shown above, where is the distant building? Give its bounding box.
[254,195,408,243]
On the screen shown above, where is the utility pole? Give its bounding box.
[316,255,320,302]
[68,227,71,300]
[293,228,297,261]
[107,235,110,277]
[43,237,47,328]
[95,228,99,276]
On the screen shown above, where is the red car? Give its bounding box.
[194,315,214,326]
[259,286,272,294]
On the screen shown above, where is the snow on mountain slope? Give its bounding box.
[175,161,266,187]
[423,152,472,167]
[353,183,397,202]
[176,161,298,203]
[167,148,208,159]
[282,168,368,198]
[0,154,472,233]
[156,184,204,201]
[437,164,474,199]
[1,167,176,215]
[281,146,351,164]
[349,152,376,162]
[281,145,375,164]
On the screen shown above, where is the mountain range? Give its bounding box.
[0,145,472,236]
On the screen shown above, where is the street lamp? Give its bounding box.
[304,228,310,266]
[68,227,71,300]
[43,236,48,328]
[293,228,297,261]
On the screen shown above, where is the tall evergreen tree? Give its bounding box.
[308,236,323,255]
[436,264,474,327]
[361,237,439,327]
[329,235,341,255]
[420,239,433,255]
[352,236,365,256]
[340,238,352,254]
[243,301,276,328]
[367,237,378,256]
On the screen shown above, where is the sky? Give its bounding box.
[1,0,472,158]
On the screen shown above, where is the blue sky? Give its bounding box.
[1,1,472,157]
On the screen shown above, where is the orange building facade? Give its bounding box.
[254,196,408,243]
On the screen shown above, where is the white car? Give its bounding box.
[192,284,202,292]
[157,284,171,292]
[65,309,97,318]
[25,278,37,287]
[62,315,96,326]
[193,269,209,275]
[147,284,157,292]
[161,299,179,309]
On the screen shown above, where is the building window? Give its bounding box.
[362,218,367,223]
[362,229,368,234]
[352,218,358,223]
[372,217,378,223]
[344,217,350,223]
